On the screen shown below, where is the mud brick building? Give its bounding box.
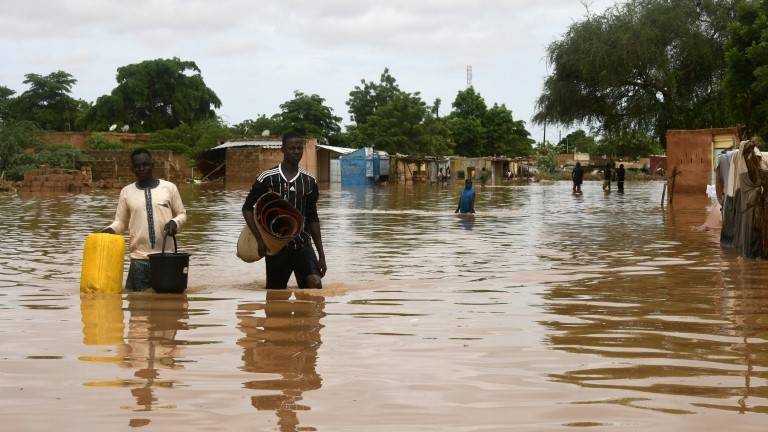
[209,138,317,185]
[665,128,740,194]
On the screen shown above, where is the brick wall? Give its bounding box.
[666,128,739,194]
[225,138,318,186]
[20,166,92,193]
[84,150,187,184]
[37,132,151,150]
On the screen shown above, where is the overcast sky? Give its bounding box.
[1,0,616,141]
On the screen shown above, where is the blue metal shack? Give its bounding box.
[340,147,383,185]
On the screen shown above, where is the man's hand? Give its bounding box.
[100,227,115,234]
[164,220,178,236]
[318,255,327,277]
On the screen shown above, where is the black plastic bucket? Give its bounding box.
[148,235,190,294]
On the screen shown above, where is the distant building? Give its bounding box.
[207,137,317,185]
[340,147,389,185]
[316,144,355,183]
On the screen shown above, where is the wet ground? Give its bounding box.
[1,181,767,431]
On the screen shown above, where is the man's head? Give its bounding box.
[281,131,305,165]
[465,179,473,189]
[575,161,581,168]
[620,164,624,169]
[130,148,153,181]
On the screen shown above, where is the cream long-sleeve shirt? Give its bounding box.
[108,179,187,260]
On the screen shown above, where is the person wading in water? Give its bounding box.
[572,161,584,194]
[241,132,327,289]
[455,179,476,214]
[102,148,187,291]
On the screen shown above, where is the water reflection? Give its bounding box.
[80,293,124,347]
[541,242,768,414]
[237,291,325,432]
[122,294,189,411]
[80,293,189,413]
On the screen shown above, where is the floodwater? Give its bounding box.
[1,181,767,431]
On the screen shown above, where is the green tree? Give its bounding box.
[279,91,341,141]
[483,103,535,156]
[346,68,401,124]
[0,121,41,178]
[353,92,452,156]
[83,57,222,132]
[725,0,768,139]
[448,87,488,156]
[232,114,285,137]
[534,0,736,146]
[9,71,85,131]
[0,85,15,123]
[597,130,663,159]
[150,119,234,155]
[535,142,559,174]
[556,129,599,154]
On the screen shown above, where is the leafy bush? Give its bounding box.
[535,142,559,174]
[86,133,123,150]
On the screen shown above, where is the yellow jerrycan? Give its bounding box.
[80,233,125,293]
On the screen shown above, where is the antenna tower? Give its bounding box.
[466,65,473,88]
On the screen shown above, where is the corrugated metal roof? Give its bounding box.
[211,140,283,150]
[316,144,356,155]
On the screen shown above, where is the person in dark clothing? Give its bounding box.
[602,163,612,192]
[242,132,327,289]
[571,162,584,193]
[617,164,626,193]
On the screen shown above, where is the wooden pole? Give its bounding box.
[668,165,680,205]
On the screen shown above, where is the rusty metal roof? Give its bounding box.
[211,140,283,150]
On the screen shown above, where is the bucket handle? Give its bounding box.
[161,234,178,254]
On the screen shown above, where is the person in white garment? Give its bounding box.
[102,148,187,291]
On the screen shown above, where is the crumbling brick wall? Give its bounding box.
[84,150,187,184]
[37,132,151,150]
[21,166,92,193]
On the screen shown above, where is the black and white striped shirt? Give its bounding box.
[242,164,320,248]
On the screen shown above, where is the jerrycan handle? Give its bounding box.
[161,234,178,254]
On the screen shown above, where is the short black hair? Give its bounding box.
[131,148,151,159]
[282,131,305,146]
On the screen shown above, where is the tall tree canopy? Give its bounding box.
[0,86,15,123]
[232,114,285,137]
[278,91,341,141]
[556,129,598,154]
[345,69,453,155]
[534,0,736,146]
[83,58,221,132]
[351,92,452,156]
[346,68,401,124]
[8,71,86,131]
[448,87,533,157]
[725,0,768,140]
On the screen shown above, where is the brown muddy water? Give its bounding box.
[1,181,767,431]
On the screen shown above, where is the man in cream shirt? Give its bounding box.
[103,148,187,291]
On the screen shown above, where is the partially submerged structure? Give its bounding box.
[316,144,355,183]
[665,128,740,193]
[339,147,389,185]
[204,138,318,185]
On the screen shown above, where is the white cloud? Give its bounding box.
[0,0,616,139]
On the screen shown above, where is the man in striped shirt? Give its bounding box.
[242,132,327,289]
